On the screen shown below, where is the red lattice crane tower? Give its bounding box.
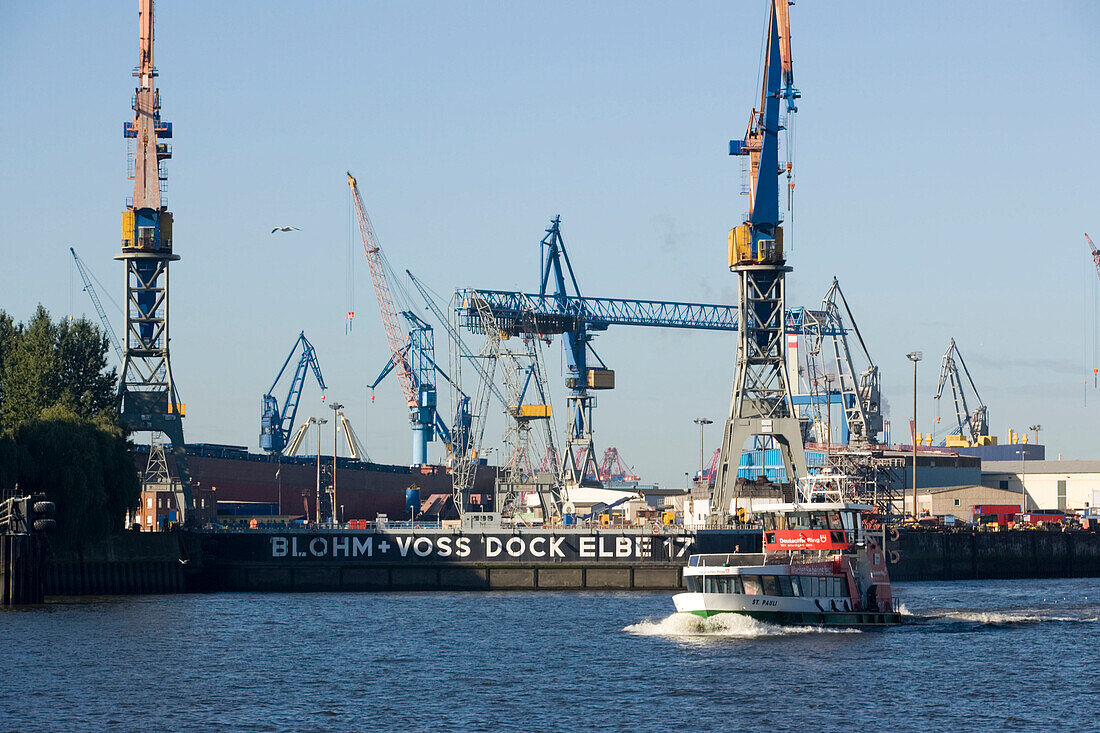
[348,173,416,409]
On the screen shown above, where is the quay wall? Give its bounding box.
[205,561,689,592]
[43,531,199,596]
[23,527,1100,598]
[891,528,1100,581]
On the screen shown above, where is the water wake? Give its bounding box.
[932,610,1097,625]
[624,612,860,639]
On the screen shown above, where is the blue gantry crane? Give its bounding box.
[456,216,845,487]
[260,332,327,454]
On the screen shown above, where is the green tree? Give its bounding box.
[0,305,116,434]
[0,307,136,547]
[0,306,58,433]
[56,317,116,417]
[0,310,15,419]
[14,405,140,547]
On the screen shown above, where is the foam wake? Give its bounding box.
[624,612,860,638]
[933,610,1096,625]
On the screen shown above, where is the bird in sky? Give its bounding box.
[271,226,300,233]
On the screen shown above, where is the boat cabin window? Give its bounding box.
[787,512,810,530]
[686,576,702,593]
[809,512,828,530]
[828,511,842,529]
[761,575,779,596]
[699,575,744,594]
[740,574,799,596]
[800,576,844,597]
[778,575,795,596]
[762,514,778,531]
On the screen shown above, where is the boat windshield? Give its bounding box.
[689,573,846,598]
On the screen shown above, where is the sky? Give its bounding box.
[2,1,1099,487]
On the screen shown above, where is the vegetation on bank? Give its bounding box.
[0,306,140,547]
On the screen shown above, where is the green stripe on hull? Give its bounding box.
[686,609,903,626]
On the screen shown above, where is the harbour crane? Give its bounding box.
[933,338,989,446]
[800,278,882,447]
[1087,234,1100,388]
[456,218,844,490]
[348,172,439,465]
[260,332,327,454]
[115,0,192,519]
[596,448,640,484]
[710,0,807,521]
[69,247,124,366]
[1087,233,1100,282]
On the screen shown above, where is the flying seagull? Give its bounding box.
[271,226,300,233]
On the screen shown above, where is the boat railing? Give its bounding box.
[688,553,750,567]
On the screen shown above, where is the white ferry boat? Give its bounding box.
[674,501,903,627]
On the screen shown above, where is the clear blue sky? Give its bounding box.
[2,1,1098,486]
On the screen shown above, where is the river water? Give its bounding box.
[2,578,1098,732]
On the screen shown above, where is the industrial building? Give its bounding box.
[981,460,1100,513]
[912,485,1023,522]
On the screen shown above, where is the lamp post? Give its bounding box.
[693,418,712,485]
[1029,424,1041,449]
[906,352,922,519]
[311,416,328,523]
[330,402,344,526]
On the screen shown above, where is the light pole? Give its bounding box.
[330,402,344,526]
[1029,424,1041,449]
[694,418,712,485]
[1016,449,1028,514]
[906,352,922,519]
[311,416,328,523]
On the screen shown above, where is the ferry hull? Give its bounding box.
[673,591,902,627]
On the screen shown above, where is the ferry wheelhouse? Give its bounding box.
[674,502,903,626]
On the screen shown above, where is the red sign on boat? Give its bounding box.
[764,529,850,551]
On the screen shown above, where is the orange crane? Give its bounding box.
[348,172,435,464]
[1088,234,1100,388]
[1087,234,1100,282]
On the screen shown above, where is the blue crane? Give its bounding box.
[367,308,473,461]
[260,332,327,454]
[455,216,845,486]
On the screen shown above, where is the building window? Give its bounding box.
[146,515,153,525]
[953,498,961,507]
[999,480,1008,490]
[1057,480,1067,512]
[146,497,153,509]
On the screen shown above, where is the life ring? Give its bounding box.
[888,550,900,565]
[887,526,900,542]
[652,524,662,533]
[414,524,422,529]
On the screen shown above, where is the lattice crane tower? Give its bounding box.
[710,0,808,520]
[114,0,193,518]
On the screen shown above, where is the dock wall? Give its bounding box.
[44,531,196,596]
[205,562,686,592]
[891,529,1100,581]
[20,528,1100,599]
